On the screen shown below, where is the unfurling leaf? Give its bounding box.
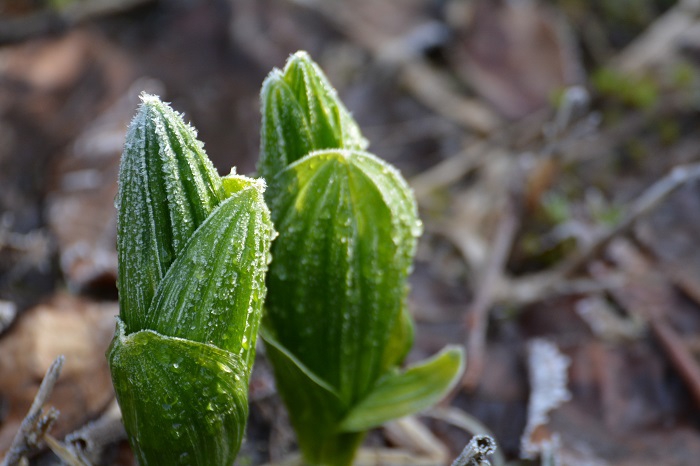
[264,150,421,404]
[260,53,464,466]
[108,321,248,466]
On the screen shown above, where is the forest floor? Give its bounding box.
[2,0,700,465]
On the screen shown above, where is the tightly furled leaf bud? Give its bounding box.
[109,95,274,466]
[258,51,368,185]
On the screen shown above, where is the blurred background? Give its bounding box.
[2,0,700,464]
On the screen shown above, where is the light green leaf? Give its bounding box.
[117,94,225,334]
[380,306,415,372]
[108,319,248,466]
[338,346,465,432]
[261,328,342,421]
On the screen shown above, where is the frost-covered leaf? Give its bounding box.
[110,95,275,466]
[259,70,314,182]
[108,320,248,466]
[258,52,465,466]
[116,94,225,334]
[338,346,465,432]
[265,149,421,405]
[258,51,368,184]
[144,180,273,365]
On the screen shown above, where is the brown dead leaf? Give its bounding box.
[0,293,117,455]
[0,31,92,92]
[0,27,134,133]
[449,0,582,120]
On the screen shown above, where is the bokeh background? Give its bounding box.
[2,0,700,464]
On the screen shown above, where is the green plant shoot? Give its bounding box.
[259,52,465,466]
[107,94,275,466]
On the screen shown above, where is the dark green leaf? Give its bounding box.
[108,320,248,466]
[117,94,225,334]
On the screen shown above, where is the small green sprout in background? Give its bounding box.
[259,52,465,466]
[108,94,275,466]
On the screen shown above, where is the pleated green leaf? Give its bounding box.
[116,94,225,334]
[258,51,367,184]
[262,328,344,426]
[338,346,465,432]
[108,321,248,466]
[110,95,274,466]
[264,149,421,405]
[259,70,314,183]
[282,52,367,152]
[144,179,272,365]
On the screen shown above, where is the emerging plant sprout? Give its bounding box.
[107,95,274,466]
[260,52,465,466]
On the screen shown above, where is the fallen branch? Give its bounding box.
[462,200,520,390]
[557,162,700,278]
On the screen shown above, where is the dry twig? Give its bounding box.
[43,435,89,466]
[451,435,497,466]
[285,0,500,133]
[0,0,154,43]
[64,399,126,465]
[462,200,519,390]
[425,407,505,466]
[613,0,700,73]
[593,241,700,407]
[0,301,17,335]
[1,356,64,466]
[557,162,700,278]
[502,162,700,306]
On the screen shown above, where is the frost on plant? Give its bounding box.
[520,339,572,461]
[108,94,275,466]
[259,52,465,466]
